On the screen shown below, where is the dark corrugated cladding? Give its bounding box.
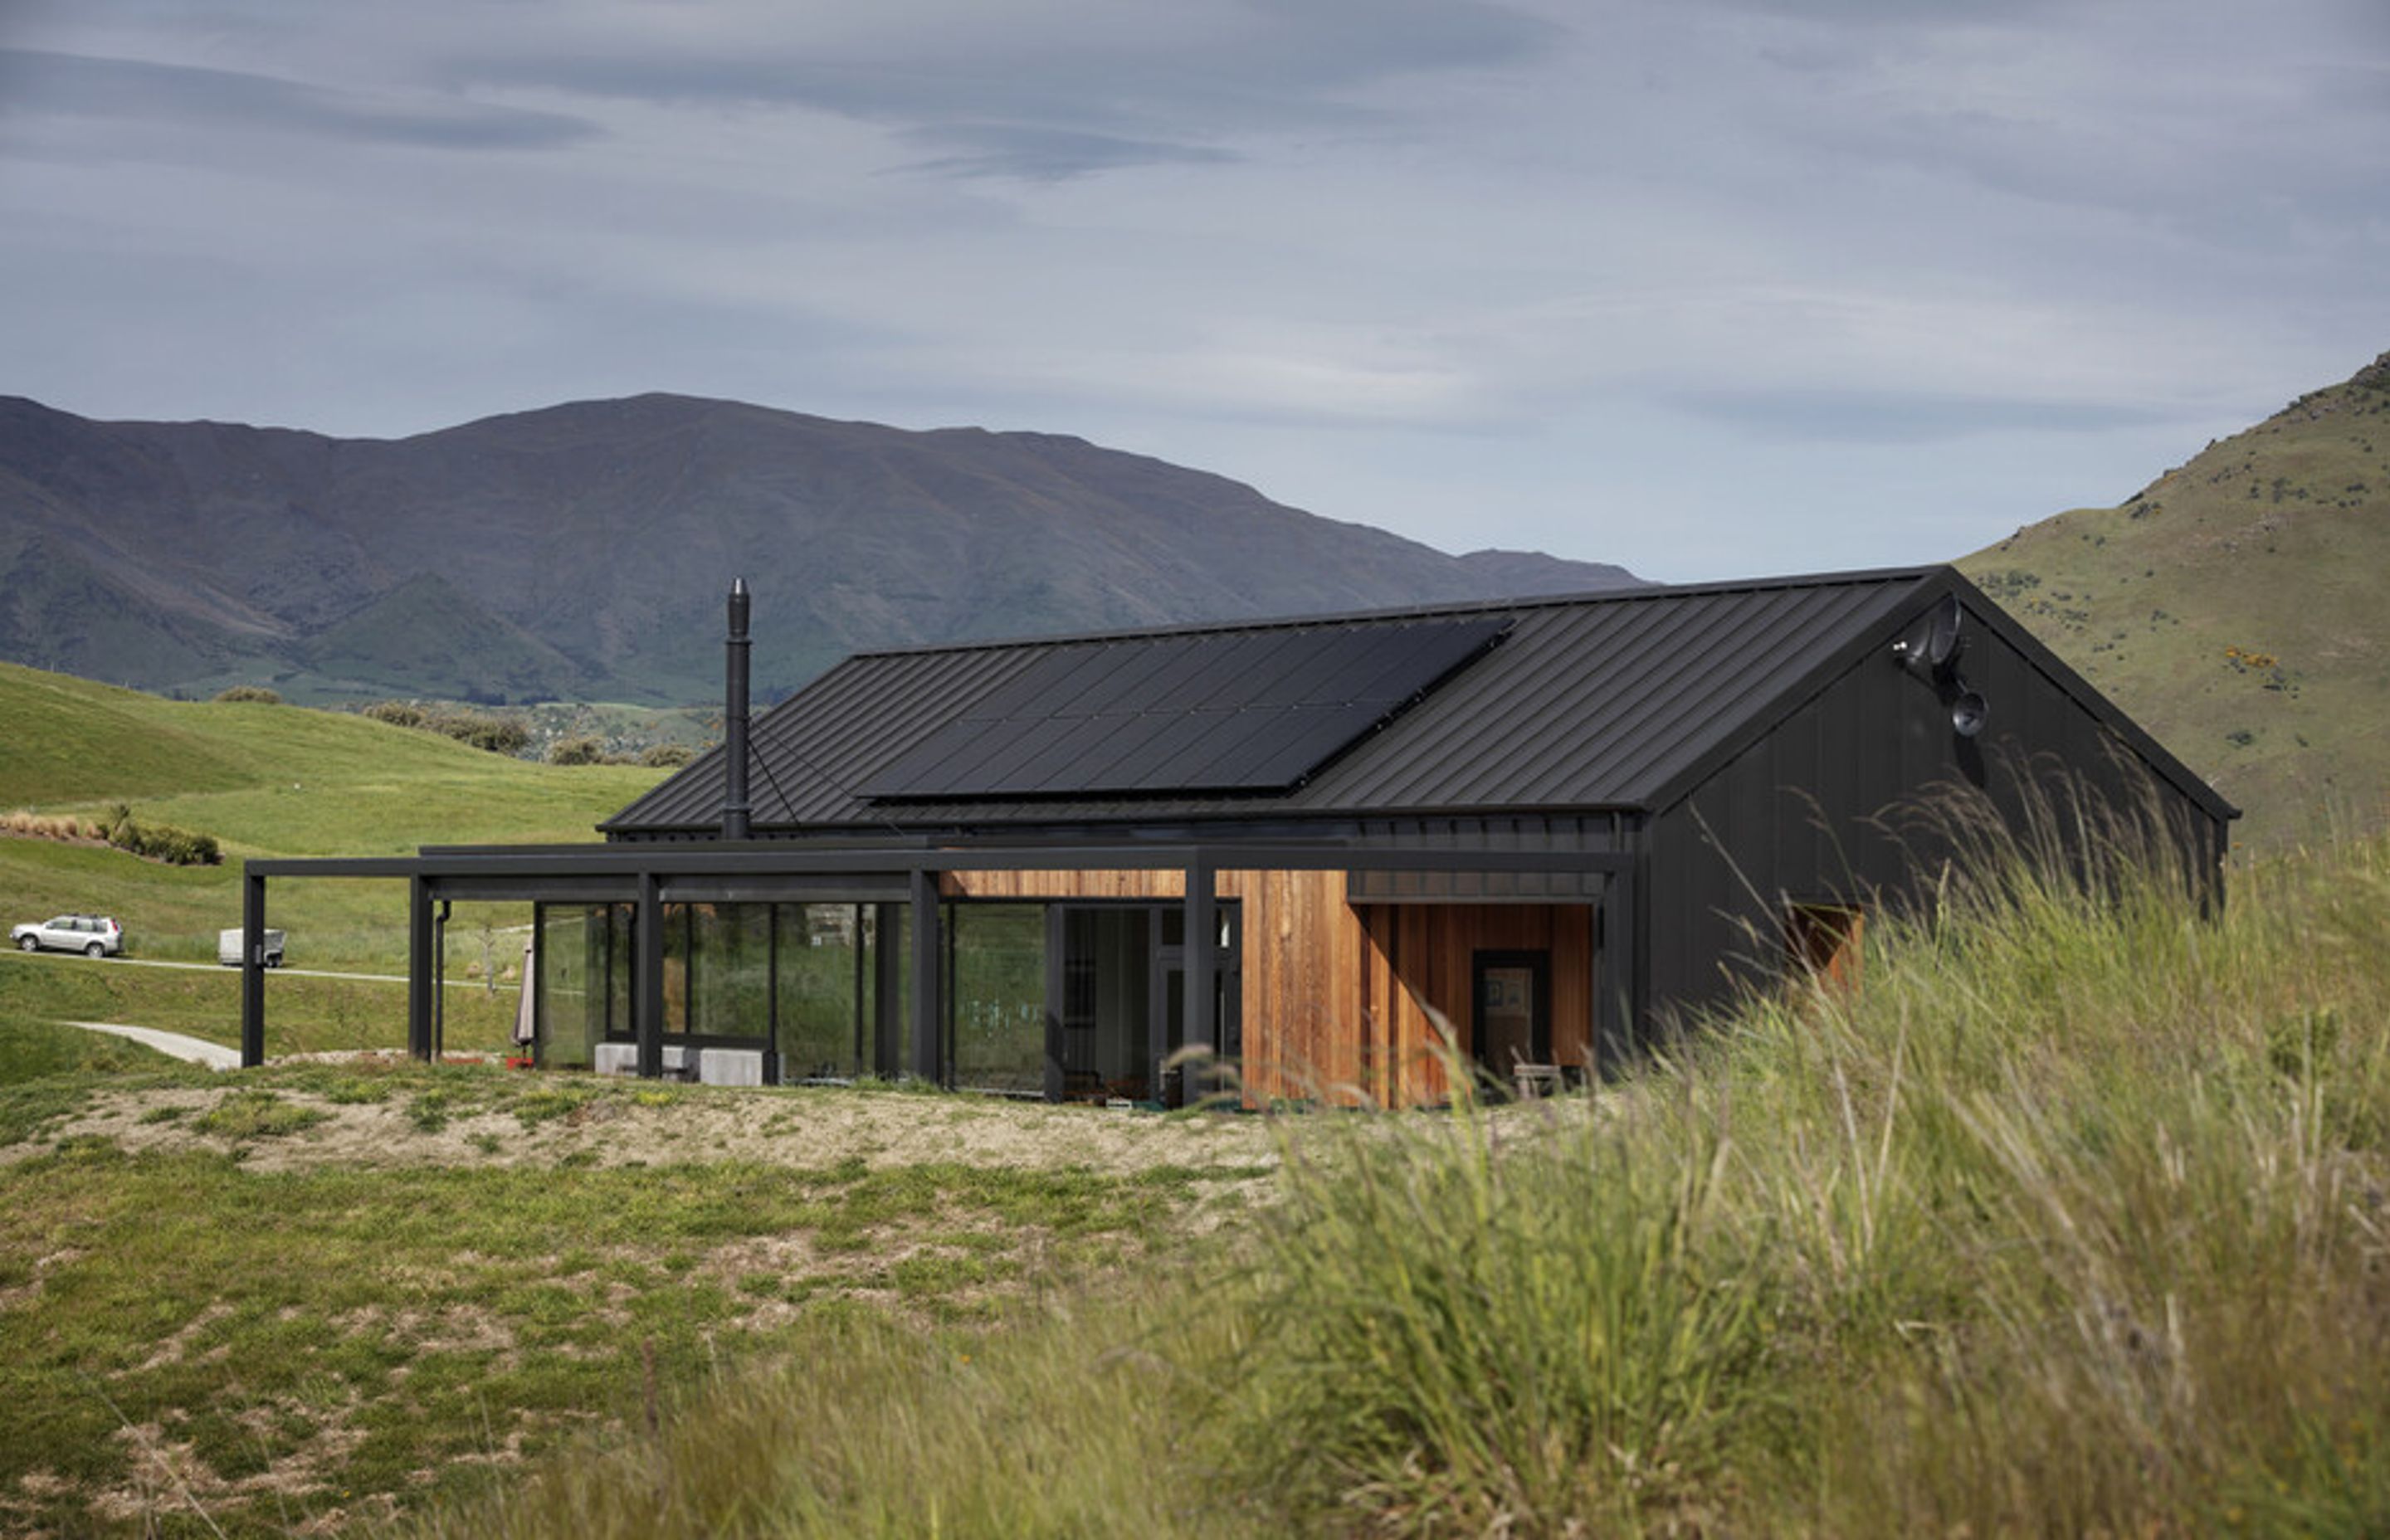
[609,568,2196,836]
[1637,580,2239,1028]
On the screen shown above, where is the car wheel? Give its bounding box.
[16,936,36,953]
[85,942,105,958]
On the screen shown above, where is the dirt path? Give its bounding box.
[56,1021,239,1070]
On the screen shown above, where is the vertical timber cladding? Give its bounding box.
[940,866,1374,1106]
[943,868,1596,1107]
[1356,903,1596,1104]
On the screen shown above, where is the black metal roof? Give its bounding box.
[861,615,1512,800]
[602,566,2236,836]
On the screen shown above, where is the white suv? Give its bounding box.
[11,914,125,958]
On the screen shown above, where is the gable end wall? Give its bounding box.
[1644,596,2227,1028]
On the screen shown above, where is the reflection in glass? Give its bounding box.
[778,903,868,1079]
[1058,909,1149,1100]
[534,904,594,1070]
[694,903,772,1039]
[949,904,1044,1096]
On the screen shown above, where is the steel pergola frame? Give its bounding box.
[239,837,1646,1093]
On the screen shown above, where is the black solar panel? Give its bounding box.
[862,616,1510,800]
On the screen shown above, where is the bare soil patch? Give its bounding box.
[20,1069,1280,1176]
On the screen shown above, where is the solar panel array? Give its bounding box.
[861,616,1510,801]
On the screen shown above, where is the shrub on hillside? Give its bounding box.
[547,735,611,766]
[211,685,283,704]
[357,699,531,756]
[439,711,530,755]
[100,803,222,866]
[640,743,697,768]
[361,700,427,729]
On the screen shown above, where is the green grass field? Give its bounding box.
[1,660,663,1054]
[0,1058,1272,1538]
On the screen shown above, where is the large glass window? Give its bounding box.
[663,904,691,1036]
[691,903,773,1040]
[603,905,631,1040]
[947,904,1046,1096]
[778,903,870,1079]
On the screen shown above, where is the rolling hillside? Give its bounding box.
[0,660,657,858]
[1960,350,2390,846]
[0,660,661,1052]
[0,393,1638,705]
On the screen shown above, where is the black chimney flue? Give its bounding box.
[723,578,752,841]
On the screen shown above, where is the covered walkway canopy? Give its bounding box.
[237,837,1641,1089]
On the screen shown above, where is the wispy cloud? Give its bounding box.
[1669,388,2183,444]
[0,47,597,150]
[893,124,1237,182]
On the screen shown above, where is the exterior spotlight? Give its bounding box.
[1951,684,1988,738]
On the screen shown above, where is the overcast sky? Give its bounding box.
[3,1,2386,582]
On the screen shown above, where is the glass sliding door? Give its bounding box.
[947,904,1045,1096]
[533,902,631,1069]
[534,904,595,1069]
[1056,908,1151,1101]
[690,903,773,1040]
[777,902,871,1081]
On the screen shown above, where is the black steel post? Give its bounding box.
[240,867,266,1068]
[433,899,450,1058]
[407,876,436,1061]
[1605,855,1645,1070]
[637,870,664,1079]
[1149,909,1170,1109]
[724,578,752,841]
[909,869,941,1086]
[1183,860,1216,1108]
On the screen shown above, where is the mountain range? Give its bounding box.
[0,393,1637,706]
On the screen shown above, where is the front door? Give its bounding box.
[1472,948,1550,1079]
[1152,904,1241,1107]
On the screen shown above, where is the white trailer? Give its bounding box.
[218,928,285,967]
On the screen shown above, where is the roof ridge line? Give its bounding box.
[845,565,1951,661]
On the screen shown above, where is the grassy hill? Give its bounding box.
[0,660,662,1050]
[1959,350,2390,847]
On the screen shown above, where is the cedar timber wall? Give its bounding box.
[948,868,1596,1107]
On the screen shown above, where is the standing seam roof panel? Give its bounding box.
[605,571,2012,832]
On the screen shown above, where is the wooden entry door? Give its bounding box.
[1471,948,1551,1077]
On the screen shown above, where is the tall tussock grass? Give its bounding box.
[2,807,102,842]
[1238,805,2390,1535]
[407,811,2390,1538]
[398,1278,1261,1540]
